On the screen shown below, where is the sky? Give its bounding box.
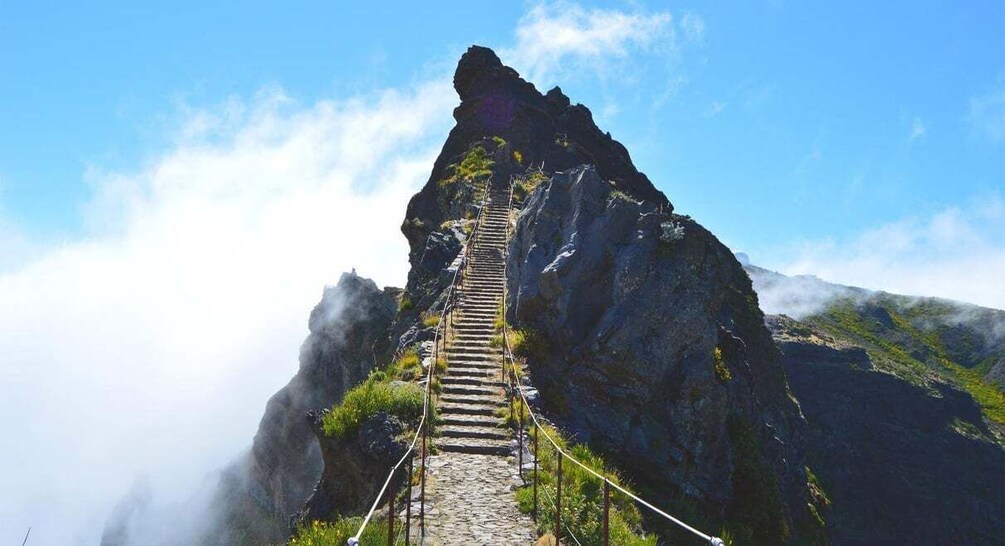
[0,1,1003,544]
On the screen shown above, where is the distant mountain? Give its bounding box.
[746,263,1004,545]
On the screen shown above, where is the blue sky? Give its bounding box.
[0,3,1003,543]
[3,1,1002,248]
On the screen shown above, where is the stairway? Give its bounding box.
[436,187,512,456]
[422,185,537,545]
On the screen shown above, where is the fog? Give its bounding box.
[0,4,687,543]
[0,82,454,545]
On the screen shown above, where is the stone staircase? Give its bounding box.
[421,185,537,545]
[436,186,512,457]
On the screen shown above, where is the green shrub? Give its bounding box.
[322,379,424,439]
[288,517,389,545]
[439,145,494,188]
[713,346,732,382]
[398,294,414,313]
[516,425,656,545]
[422,314,440,328]
[387,348,422,381]
[512,328,549,361]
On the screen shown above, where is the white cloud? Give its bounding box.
[703,100,727,118]
[909,116,926,141]
[680,12,706,44]
[775,197,1005,310]
[968,82,1005,143]
[0,80,455,545]
[0,2,687,543]
[504,1,674,84]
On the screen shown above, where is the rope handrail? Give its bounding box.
[499,175,723,546]
[348,177,492,545]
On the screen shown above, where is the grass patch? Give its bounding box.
[288,517,389,545]
[808,300,1005,425]
[398,294,414,313]
[727,415,788,545]
[511,328,550,361]
[439,144,494,188]
[713,346,732,382]
[322,378,424,439]
[517,424,656,546]
[422,313,440,328]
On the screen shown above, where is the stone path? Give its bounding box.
[422,183,537,545]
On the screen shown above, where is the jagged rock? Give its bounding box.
[771,316,1005,546]
[401,45,668,309]
[506,165,821,544]
[202,272,397,543]
[300,411,409,521]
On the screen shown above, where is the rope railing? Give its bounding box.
[348,178,492,546]
[499,176,725,546]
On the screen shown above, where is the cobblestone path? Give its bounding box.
[422,183,537,545]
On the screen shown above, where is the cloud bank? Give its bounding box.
[770,197,1005,311]
[0,3,686,544]
[0,81,455,545]
[504,2,678,85]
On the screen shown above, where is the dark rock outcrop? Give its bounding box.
[769,315,1005,546]
[506,166,823,544]
[203,272,397,543]
[401,45,668,308]
[300,411,409,522]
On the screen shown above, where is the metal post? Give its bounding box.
[603,479,610,546]
[387,474,394,546]
[533,424,538,522]
[406,455,413,545]
[556,452,563,544]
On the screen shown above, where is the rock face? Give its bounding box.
[203,272,397,543]
[401,46,667,309]
[746,264,1005,390]
[506,166,823,544]
[300,411,409,522]
[769,315,1005,546]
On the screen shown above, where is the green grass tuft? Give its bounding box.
[322,379,424,439]
[288,517,389,545]
[517,424,656,545]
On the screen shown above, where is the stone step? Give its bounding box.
[437,439,511,457]
[440,426,509,441]
[441,414,501,427]
[441,376,504,388]
[447,349,501,358]
[451,326,496,333]
[438,402,500,416]
[445,367,500,379]
[441,384,502,397]
[440,392,503,406]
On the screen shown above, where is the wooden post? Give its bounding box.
[518,397,524,479]
[420,425,426,530]
[603,479,610,546]
[556,452,563,544]
[405,455,413,544]
[387,475,394,546]
[533,424,538,522]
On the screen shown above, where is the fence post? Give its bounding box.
[420,425,426,530]
[518,397,524,479]
[556,452,562,544]
[533,423,538,522]
[387,473,394,546]
[603,479,610,546]
[406,455,413,544]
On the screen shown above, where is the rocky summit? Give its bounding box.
[122,45,1003,546]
